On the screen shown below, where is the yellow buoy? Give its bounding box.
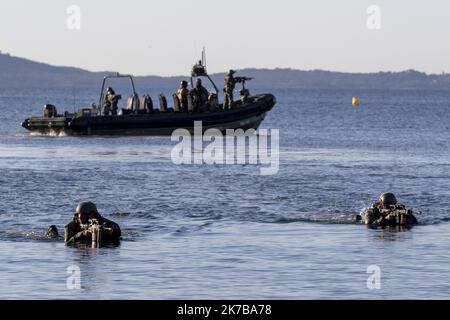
[352,97,360,106]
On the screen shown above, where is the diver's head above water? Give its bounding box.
[378,192,397,208]
[76,201,101,224]
[46,225,59,238]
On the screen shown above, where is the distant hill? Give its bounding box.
[1,52,450,90]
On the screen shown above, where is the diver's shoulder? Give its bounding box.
[102,217,121,229]
[64,220,78,229]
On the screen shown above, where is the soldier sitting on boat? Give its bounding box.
[104,87,122,116]
[65,201,122,247]
[176,81,191,111]
[362,192,418,227]
[90,102,99,116]
[191,78,209,111]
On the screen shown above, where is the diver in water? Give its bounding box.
[362,192,418,227]
[46,225,59,238]
[64,201,121,246]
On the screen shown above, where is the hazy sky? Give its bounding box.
[0,0,449,76]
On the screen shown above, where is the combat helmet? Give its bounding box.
[228,69,236,75]
[379,192,397,206]
[76,201,98,215]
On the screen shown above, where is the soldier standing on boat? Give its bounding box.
[224,69,236,109]
[105,87,121,116]
[191,78,209,111]
[103,87,115,115]
[177,81,190,110]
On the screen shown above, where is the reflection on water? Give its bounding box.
[366,224,415,234]
[68,240,122,250]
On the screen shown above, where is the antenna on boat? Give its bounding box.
[202,47,206,67]
[191,47,219,94]
[73,87,76,112]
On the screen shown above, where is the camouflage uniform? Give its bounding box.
[64,202,121,245]
[364,202,418,227]
[103,97,112,116]
[107,94,120,116]
[224,71,236,109]
[104,88,120,116]
[191,84,209,110]
[65,214,121,244]
[177,85,189,109]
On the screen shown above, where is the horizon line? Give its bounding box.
[1,51,449,78]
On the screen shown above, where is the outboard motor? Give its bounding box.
[43,104,57,118]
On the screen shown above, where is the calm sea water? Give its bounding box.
[0,86,449,299]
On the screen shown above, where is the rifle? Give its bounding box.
[379,205,409,225]
[234,76,254,83]
[87,218,113,248]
